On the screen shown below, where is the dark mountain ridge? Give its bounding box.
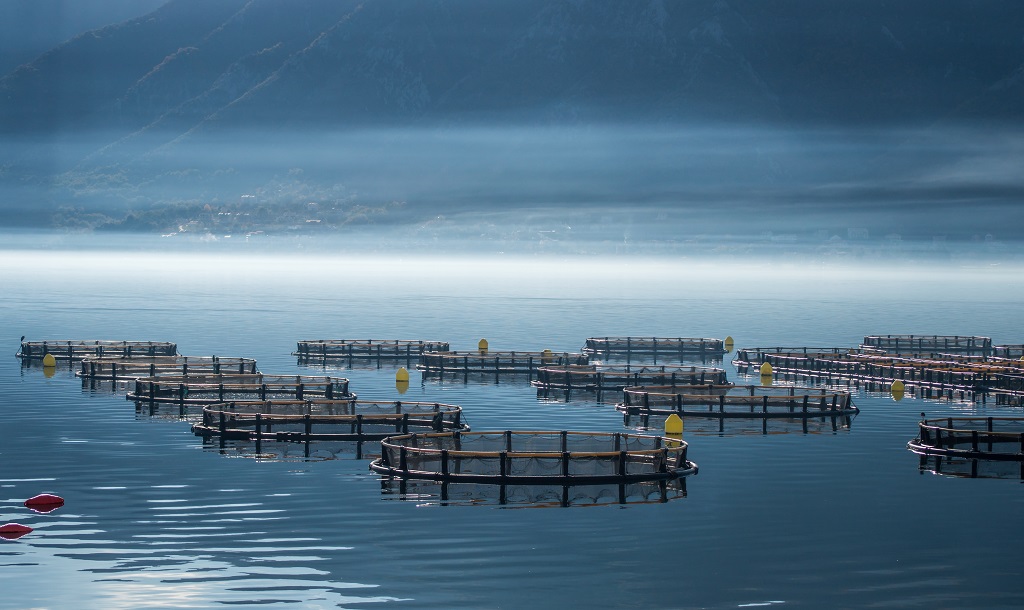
[1,0,1022,236]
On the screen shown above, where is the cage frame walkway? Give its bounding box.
[192,398,468,443]
[18,340,177,361]
[77,355,258,381]
[370,430,697,485]
[126,373,353,405]
[582,336,726,361]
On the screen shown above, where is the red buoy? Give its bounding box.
[24,493,64,513]
[0,523,33,540]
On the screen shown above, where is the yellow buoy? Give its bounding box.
[395,380,409,395]
[42,353,56,368]
[891,379,905,401]
[760,374,774,387]
[395,367,410,383]
[664,413,684,435]
[542,348,553,363]
[43,366,55,378]
[478,338,489,353]
[759,361,772,376]
[724,336,734,352]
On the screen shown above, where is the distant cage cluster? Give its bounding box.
[861,334,992,355]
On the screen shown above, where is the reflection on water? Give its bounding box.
[380,478,687,508]
[3,247,1024,608]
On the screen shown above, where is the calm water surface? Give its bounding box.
[1,245,1023,609]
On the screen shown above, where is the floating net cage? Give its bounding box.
[17,340,177,361]
[907,417,1024,469]
[77,355,258,381]
[992,345,1024,359]
[370,430,697,486]
[294,339,450,363]
[192,399,466,445]
[861,334,992,355]
[618,384,857,422]
[418,350,589,380]
[583,336,726,362]
[532,363,729,395]
[380,477,688,507]
[730,346,1024,400]
[126,373,353,405]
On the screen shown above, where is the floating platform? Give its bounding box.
[582,336,726,361]
[294,339,450,361]
[370,430,697,486]
[907,416,1024,468]
[126,373,353,405]
[192,399,467,444]
[617,384,857,423]
[418,350,589,379]
[77,355,258,381]
[861,334,992,355]
[17,340,177,361]
[532,363,729,394]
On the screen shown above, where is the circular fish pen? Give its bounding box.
[17,340,177,361]
[418,350,589,380]
[618,384,857,425]
[583,337,726,362]
[907,416,1024,463]
[295,339,450,362]
[192,399,467,443]
[861,334,992,355]
[532,363,729,395]
[126,373,353,405]
[370,430,697,487]
[78,355,258,381]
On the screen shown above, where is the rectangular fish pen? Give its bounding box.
[418,350,589,381]
[294,339,450,362]
[532,364,729,394]
[126,373,353,406]
[861,335,992,355]
[583,337,726,362]
[78,355,258,381]
[18,340,177,361]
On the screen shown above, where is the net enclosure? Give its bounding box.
[907,416,1024,463]
[381,477,688,507]
[617,384,858,421]
[583,336,726,361]
[734,346,1024,400]
[78,355,258,380]
[295,339,450,360]
[18,340,177,361]
[861,334,992,355]
[532,363,729,393]
[370,430,697,485]
[418,350,589,378]
[192,399,467,442]
[126,373,353,405]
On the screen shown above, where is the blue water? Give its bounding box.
[2,244,1024,609]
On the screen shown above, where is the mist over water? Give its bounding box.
[4,123,1023,245]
